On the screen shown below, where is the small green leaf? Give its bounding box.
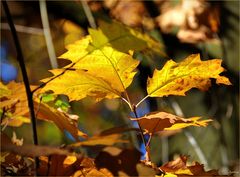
[55,99,70,112]
[41,93,56,103]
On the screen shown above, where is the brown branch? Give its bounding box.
[2,0,39,174]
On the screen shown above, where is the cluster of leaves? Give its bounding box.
[1,20,231,176]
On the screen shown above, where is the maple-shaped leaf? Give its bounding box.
[41,35,139,101]
[147,54,231,98]
[130,111,212,134]
[41,20,164,102]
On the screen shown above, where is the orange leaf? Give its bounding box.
[160,156,219,176]
[0,82,87,140]
[69,134,128,147]
[130,111,212,134]
[33,100,87,140]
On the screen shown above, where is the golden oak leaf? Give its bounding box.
[130,111,212,134]
[41,35,139,101]
[147,54,231,98]
[41,21,164,102]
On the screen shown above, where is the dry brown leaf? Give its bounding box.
[95,146,141,176]
[1,133,70,157]
[69,133,128,147]
[33,100,87,140]
[156,0,220,43]
[160,155,219,176]
[131,111,212,134]
[104,0,154,29]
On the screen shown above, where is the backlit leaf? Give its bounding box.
[130,111,212,134]
[147,54,231,98]
[41,35,139,102]
[91,20,163,54]
[41,69,124,101]
[41,21,164,102]
[1,82,31,128]
[0,82,11,98]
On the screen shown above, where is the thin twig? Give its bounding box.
[132,105,147,149]
[80,0,97,29]
[121,97,132,109]
[135,95,149,108]
[39,0,58,69]
[2,1,39,174]
[1,23,43,35]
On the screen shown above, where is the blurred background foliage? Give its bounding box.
[1,0,239,175]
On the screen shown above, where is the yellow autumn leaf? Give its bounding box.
[41,20,165,102]
[41,34,139,101]
[147,54,231,98]
[1,82,86,140]
[1,82,30,124]
[1,116,30,127]
[63,155,77,165]
[41,69,122,101]
[0,81,11,98]
[90,20,163,54]
[130,111,212,134]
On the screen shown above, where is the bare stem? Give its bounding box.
[2,1,39,174]
[132,105,147,148]
[121,97,132,109]
[135,95,149,108]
